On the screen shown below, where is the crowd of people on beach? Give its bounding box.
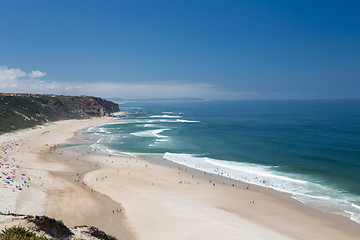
[0,140,32,214]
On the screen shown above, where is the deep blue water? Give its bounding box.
[87,99,360,223]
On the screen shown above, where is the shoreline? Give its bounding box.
[92,151,360,239]
[1,117,360,239]
[0,117,134,239]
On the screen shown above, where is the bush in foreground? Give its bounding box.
[1,226,50,240]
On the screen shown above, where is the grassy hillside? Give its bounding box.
[0,94,119,134]
[0,96,55,133]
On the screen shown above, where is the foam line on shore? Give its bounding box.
[3,116,360,239]
[162,152,360,225]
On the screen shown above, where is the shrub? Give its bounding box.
[0,226,50,240]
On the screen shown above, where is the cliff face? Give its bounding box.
[38,95,119,119]
[0,94,119,134]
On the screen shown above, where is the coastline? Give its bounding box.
[1,117,360,239]
[0,117,134,239]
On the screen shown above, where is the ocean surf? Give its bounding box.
[85,99,360,224]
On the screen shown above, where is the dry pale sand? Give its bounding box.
[1,117,360,240]
[0,117,134,239]
[81,154,360,240]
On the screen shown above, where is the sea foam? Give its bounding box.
[163,152,306,189]
[176,119,200,123]
[131,129,169,138]
[163,152,360,224]
[86,100,360,225]
[150,115,181,118]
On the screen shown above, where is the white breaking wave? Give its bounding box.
[162,152,360,225]
[176,119,200,123]
[352,203,360,210]
[342,204,360,224]
[163,152,306,188]
[146,119,176,123]
[350,213,360,224]
[156,139,168,142]
[87,122,118,132]
[86,126,96,132]
[87,126,113,135]
[117,151,137,157]
[91,142,137,157]
[144,124,160,128]
[159,119,176,122]
[204,158,307,184]
[131,129,169,138]
[292,193,331,201]
[150,115,181,118]
[145,118,199,123]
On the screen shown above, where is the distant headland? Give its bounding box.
[0,93,119,134]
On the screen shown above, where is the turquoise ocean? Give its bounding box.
[86,99,360,223]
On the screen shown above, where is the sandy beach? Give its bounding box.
[1,117,360,240]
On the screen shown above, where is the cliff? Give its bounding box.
[0,94,120,134]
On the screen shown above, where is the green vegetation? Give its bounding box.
[0,94,119,134]
[0,215,118,240]
[1,226,50,240]
[0,95,56,133]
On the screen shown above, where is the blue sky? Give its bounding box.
[0,0,359,100]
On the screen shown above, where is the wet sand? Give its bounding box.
[1,117,360,240]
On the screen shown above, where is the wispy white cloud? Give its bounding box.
[0,65,258,100]
[0,66,26,81]
[0,66,48,90]
[28,70,47,78]
[0,66,46,81]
